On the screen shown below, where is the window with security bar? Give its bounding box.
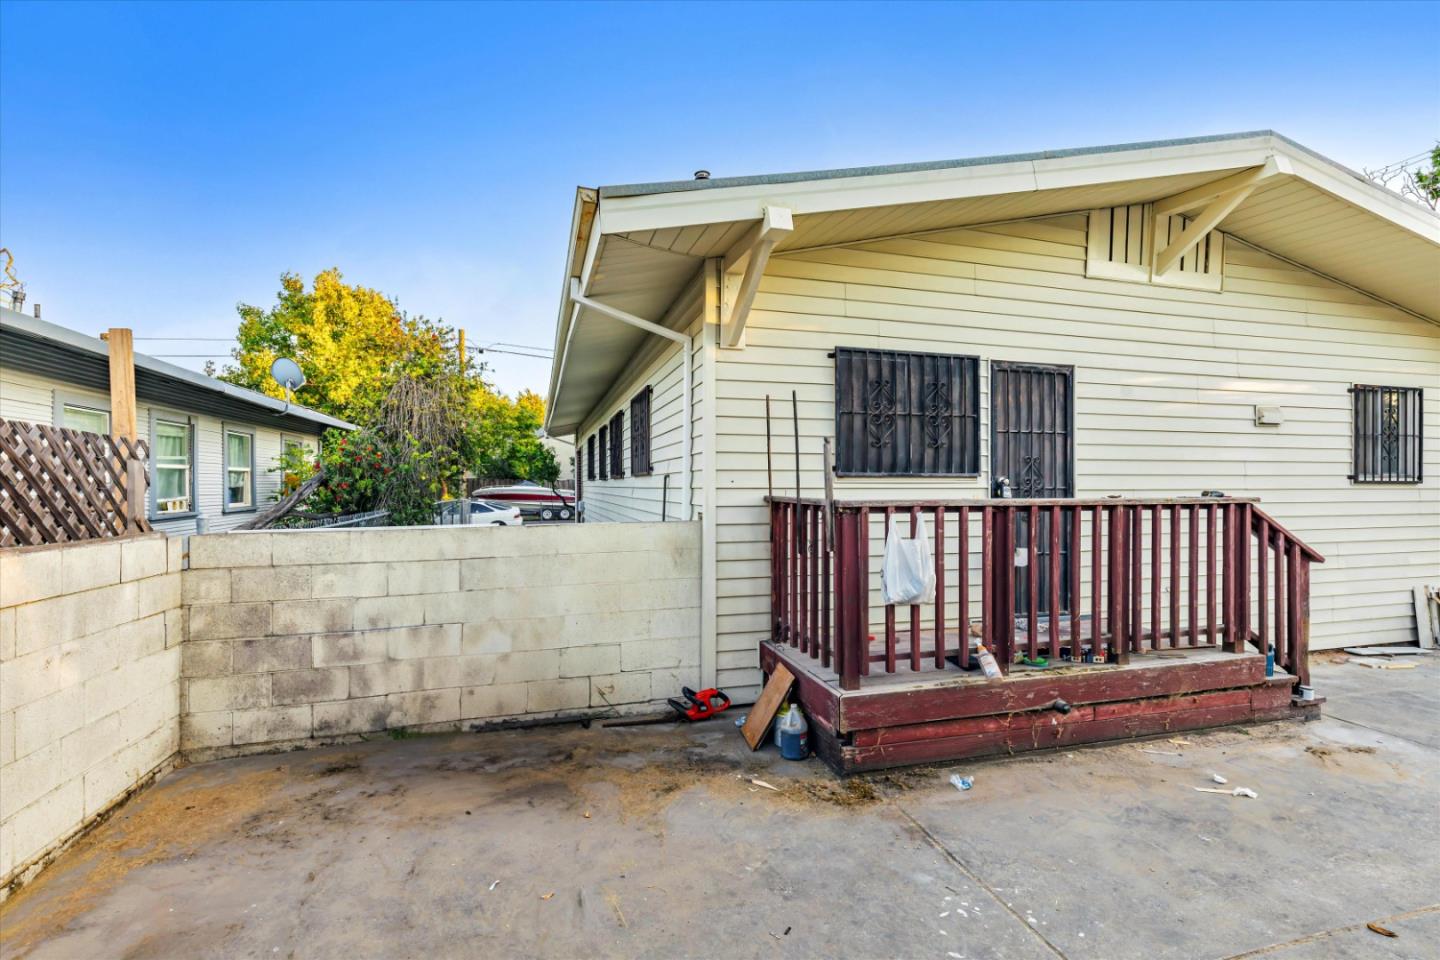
[630,386,653,477]
[608,411,625,479]
[586,434,596,481]
[834,347,980,476]
[1350,385,1423,483]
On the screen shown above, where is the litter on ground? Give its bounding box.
[1195,786,1258,798]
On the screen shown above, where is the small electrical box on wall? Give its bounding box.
[1254,406,1285,427]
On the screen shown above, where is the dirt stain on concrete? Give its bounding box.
[0,765,289,958]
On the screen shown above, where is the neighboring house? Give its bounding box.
[543,433,575,483]
[0,306,354,535]
[546,131,1440,700]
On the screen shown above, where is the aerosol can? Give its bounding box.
[975,643,1004,680]
[776,704,810,760]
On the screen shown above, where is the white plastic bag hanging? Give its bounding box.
[881,513,935,606]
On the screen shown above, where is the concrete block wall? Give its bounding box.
[180,522,702,759]
[1,534,184,893]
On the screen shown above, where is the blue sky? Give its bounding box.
[1,1,1436,397]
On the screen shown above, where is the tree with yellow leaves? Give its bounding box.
[222,269,559,515]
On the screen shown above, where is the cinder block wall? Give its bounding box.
[180,522,702,760]
[0,534,184,894]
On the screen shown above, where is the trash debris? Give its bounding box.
[734,714,747,727]
[1194,786,1258,798]
[1168,738,1192,746]
[1141,748,1182,757]
[749,778,780,791]
[1349,658,1417,670]
[949,774,974,792]
[1366,922,1398,938]
[488,880,500,891]
[540,892,554,901]
[1211,773,1228,784]
[583,811,591,819]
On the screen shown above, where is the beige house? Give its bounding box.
[0,306,353,535]
[547,131,1440,702]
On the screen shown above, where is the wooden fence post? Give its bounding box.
[105,328,138,443]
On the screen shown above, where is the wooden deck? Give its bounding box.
[761,640,1319,774]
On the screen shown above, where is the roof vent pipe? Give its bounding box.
[693,170,710,180]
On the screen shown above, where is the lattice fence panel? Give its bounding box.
[0,418,151,548]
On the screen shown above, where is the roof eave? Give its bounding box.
[0,307,357,432]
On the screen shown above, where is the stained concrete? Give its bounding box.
[2,655,1436,960]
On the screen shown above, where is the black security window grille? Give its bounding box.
[834,347,980,476]
[586,435,596,481]
[630,386,653,477]
[597,427,608,480]
[1350,385,1423,483]
[608,411,625,479]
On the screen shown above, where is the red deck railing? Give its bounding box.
[768,496,1323,692]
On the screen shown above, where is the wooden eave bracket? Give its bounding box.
[720,205,793,349]
[1151,155,1292,278]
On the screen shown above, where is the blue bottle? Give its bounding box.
[776,705,810,760]
[1265,644,1275,677]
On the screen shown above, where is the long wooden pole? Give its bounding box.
[791,390,800,498]
[764,395,773,500]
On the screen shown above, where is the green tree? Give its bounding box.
[1414,144,1440,205]
[230,269,559,521]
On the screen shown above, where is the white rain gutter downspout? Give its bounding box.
[567,278,693,522]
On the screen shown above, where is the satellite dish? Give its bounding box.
[270,357,305,391]
[270,358,305,413]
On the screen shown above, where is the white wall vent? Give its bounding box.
[1086,204,1224,292]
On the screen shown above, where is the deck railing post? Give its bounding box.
[837,508,863,691]
[1107,506,1126,664]
[1296,554,1311,688]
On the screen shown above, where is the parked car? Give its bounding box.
[467,500,523,527]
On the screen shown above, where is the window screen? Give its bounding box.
[153,419,194,513]
[834,347,980,476]
[225,430,254,509]
[62,404,110,435]
[1351,385,1423,483]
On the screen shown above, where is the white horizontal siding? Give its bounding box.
[711,215,1440,696]
[577,274,706,524]
[0,366,322,537]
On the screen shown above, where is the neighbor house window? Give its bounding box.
[586,435,596,481]
[224,427,255,510]
[61,403,111,435]
[598,426,608,480]
[1350,385,1423,483]
[152,416,195,515]
[608,411,624,479]
[834,347,980,476]
[630,386,653,477]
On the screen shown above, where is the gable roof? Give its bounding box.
[546,131,1440,434]
[0,307,356,434]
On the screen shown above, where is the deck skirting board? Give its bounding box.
[761,642,1317,774]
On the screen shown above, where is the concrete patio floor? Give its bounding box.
[2,654,1437,960]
